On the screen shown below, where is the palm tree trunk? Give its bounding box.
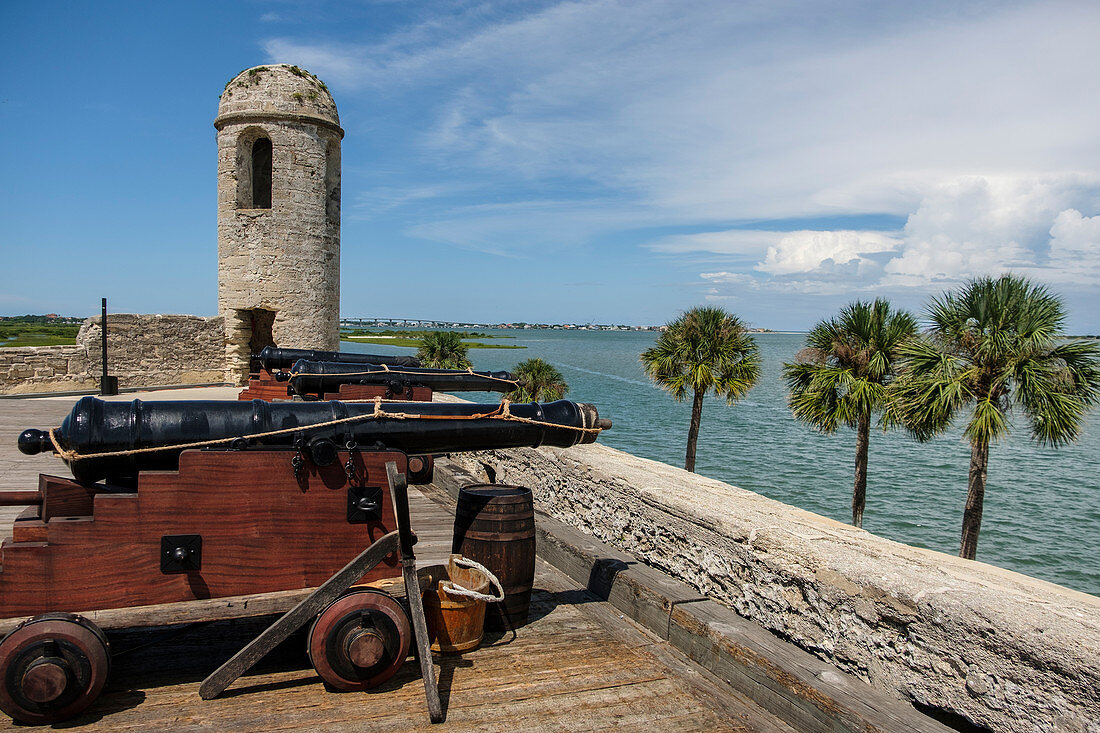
[959,437,989,559]
[852,412,870,528]
[684,389,704,472]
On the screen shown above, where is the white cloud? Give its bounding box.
[267,1,1100,224]
[1038,209,1100,286]
[646,230,781,255]
[1049,209,1100,261]
[700,271,756,285]
[757,230,900,276]
[883,174,1100,286]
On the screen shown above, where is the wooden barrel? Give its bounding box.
[452,484,535,631]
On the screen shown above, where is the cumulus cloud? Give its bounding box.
[1039,209,1100,285]
[757,230,901,276]
[688,174,1100,297]
[700,271,757,285]
[881,174,1100,285]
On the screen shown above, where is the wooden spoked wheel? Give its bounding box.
[308,589,411,691]
[0,613,110,725]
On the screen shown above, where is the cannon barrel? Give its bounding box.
[18,396,609,484]
[258,346,420,372]
[285,360,518,398]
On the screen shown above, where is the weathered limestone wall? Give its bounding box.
[450,444,1100,733]
[0,346,96,394]
[0,315,225,394]
[216,65,342,383]
[78,315,225,388]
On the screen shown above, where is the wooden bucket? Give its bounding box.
[452,484,535,631]
[417,555,493,653]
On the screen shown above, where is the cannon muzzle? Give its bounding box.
[18,429,51,456]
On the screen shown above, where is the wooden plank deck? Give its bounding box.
[0,391,790,732]
[4,559,783,732]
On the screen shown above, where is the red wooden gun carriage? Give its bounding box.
[0,396,607,725]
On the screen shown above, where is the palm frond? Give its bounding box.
[416,331,472,370]
[897,274,1100,449]
[508,357,568,403]
[787,299,918,435]
[641,306,761,405]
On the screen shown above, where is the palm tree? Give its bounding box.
[416,331,472,370]
[508,358,568,402]
[890,275,1100,559]
[640,306,761,472]
[782,299,917,528]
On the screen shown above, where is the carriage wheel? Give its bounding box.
[308,589,411,691]
[0,613,110,724]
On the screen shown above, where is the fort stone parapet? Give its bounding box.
[450,444,1100,733]
[215,64,343,383]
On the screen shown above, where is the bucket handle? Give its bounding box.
[441,557,505,603]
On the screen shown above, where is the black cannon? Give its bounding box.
[257,346,421,372]
[281,360,519,399]
[19,396,609,484]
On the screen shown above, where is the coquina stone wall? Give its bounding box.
[449,444,1100,733]
[0,346,96,394]
[216,65,342,383]
[0,315,225,394]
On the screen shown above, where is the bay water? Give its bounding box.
[343,330,1100,596]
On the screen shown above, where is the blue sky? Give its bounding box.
[2,1,1099,330]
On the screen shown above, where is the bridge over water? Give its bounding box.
[340,317,491,329]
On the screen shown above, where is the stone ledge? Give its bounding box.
[441,444,1100,733]
[431,457,951,733]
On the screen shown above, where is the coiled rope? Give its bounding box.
[439,557,505,603]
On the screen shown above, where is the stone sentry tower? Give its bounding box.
[214,64,343,383]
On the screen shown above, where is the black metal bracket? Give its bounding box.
[384,383,415,400]
[161,534,202,573]
[347,485,383,522]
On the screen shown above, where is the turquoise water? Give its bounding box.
[343,330,1100,596]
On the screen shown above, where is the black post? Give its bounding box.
[99,298,118,396]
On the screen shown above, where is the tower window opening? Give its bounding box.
[325,140,340,224]
[251,138,272,209]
